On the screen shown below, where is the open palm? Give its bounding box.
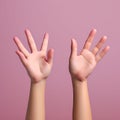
[14,29,54,83]
[69,29,110,81]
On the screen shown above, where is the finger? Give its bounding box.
[47,49,54,64]
[92,36,107,55]
[25,29,37,52]
[70,38,77,57]
[16,50,28,67]
[14,37,29,57]
[83,29,97,50]
[96,46,110,62]
[40,33,49,53]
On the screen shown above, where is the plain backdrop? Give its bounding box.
[0,0,120,120]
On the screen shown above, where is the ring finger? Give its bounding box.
[14,37,30,57]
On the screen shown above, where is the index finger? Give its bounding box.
[83,29,97,50]
[40,33,49,53]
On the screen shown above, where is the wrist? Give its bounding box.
[72,77,87,87]
[30,80,46,94]
[71,75,87,82]
[31,78,47,86]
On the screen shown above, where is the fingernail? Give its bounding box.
[103,36,107,39]
[44,32,49,39]
[107,46,110,49]
[93,28,97,32]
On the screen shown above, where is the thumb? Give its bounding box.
[47,49,54,64]
[70,38,77,57]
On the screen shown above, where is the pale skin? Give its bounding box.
[69,29,110,120]
[14,29,110,120]
[14,29,54,120]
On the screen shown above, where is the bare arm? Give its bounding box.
[26,80,46,120]
[69,29,110,120]
[14,29,54,120]
[72,80,91,120]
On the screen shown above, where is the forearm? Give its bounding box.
[25,79,46,120]
[72,79,92,120]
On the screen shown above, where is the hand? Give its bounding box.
[14,29,54,83]
[69,29,110,81]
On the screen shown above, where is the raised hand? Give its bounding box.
[14,29,54,83]
[69,29,110,81]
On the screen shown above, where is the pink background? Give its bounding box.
[0,0,120,120]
